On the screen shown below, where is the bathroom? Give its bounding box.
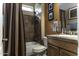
[1,3,78,56]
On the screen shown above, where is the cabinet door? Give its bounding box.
[47,44,60,56]
[60,49,77,56]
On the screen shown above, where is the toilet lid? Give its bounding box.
[32,44,47,53]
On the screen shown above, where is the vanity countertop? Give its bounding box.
[47,34,78,40]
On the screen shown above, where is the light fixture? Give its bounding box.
[22,5,33,12]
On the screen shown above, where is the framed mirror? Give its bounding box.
[69,7,77,19]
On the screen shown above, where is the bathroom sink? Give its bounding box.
[47,34,78,40]
[58,34,77,40]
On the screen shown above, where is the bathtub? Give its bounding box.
[26,41,41,56]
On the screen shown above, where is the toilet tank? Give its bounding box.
[42,37,48,47]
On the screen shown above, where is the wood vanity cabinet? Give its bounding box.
[47,44,60,56]
[60,49,76,56]
[47,37,78,56]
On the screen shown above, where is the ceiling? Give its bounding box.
[59,3,77,10]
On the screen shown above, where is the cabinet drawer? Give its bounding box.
[48,39,77,53]
[60,49,77,56]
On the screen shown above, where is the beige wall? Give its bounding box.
[45,3,60,36]
[0,3,3,55]
[41,4,45,38]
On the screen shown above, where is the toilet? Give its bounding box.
[26,37,47,56]
[32,37,47,56]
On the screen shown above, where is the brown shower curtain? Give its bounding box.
[3,3,26,56]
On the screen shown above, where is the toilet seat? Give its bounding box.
[32,44,47,53]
